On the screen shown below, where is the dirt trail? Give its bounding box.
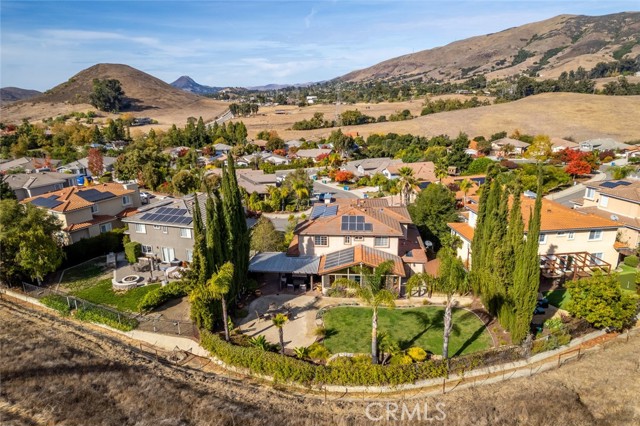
[1,298,639,425]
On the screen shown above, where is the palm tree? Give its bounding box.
[396,166,417,206]
[332,260,397,364]
[458,179,472,206]
[208,261,234,342]
[292,180,310,210]
[435,160,448,183]
[433,247,469,361]
[272,313,288,355]
[293,346,310,359]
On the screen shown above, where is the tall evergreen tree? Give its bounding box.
[511,170,543,343]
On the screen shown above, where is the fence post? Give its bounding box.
[118,312,121,324]
[177,322,181,335]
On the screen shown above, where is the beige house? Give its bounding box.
[23,182,141,244]
[448,195,621,273]
[577,179,640,255]
[3,171,78,201]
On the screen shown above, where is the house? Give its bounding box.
[22,182,141,244]
[577,179,640,256]
[213,143,233,154]
[343,158,401,177]
[440,175,486,205]
[123,197,196,263]
[293,148,333,161]
[550,137,579,153]
[0,157,62,173]
[249,198,429,295]
[285,140,304,150]
[306,96,318,104]
[491,138,530,156]
[207,168,278,198]
[238,152,290,167]
[57,156,117,177]
[250,139,269,151]
[448,195,621,273]
[579,138,632,152]
[383,161,436,182]
[2,172,78,201]
[626,147,640,160]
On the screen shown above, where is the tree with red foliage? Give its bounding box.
[565,160,591,177]
[273,149,287,157]
[88,148,104,176]
[334,170,354,183]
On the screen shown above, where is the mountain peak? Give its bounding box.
[170,75,221,95]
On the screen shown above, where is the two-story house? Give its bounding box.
[250,198,429,295]
[122,197,196,264]
[448,195,621,275]
[56,156,117,177]
[577,179,640,256]
[3,171,78,201]
[23,182,141,244]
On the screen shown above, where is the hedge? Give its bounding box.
[124,241,142,264]
[75,306,138,331]
[62,228,125,268]
[41,294,72,316]
[624,255,639,268]
[138,281,189,312]
[200,332,448,387]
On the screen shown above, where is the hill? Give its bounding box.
[237,92,640,142]
[340,12,640,83]
[170,75,222,95]
[0,64,229,127]
[0,87,42,104]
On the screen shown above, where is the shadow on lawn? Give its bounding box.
[399,310,460,351]
[453,322,487,357]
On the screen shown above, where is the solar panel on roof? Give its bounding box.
[323,205,338,217]
[155,207,167,214]
[140,213,153,221]
[324,248,355,270]
[618,181,631,186]
[311,205,326,219]
[364,223,373,231]
[77,189,115,202]
[31,196,62,209]
[601,182,618,188]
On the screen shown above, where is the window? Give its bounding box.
[585,188,595,200]
[91,204,99,213]
[374,236,389,247]
[135,223,146,234]
[568,232,575,240]
[122,195,131,206]
[153,225,161,230]
[343,236,351,245]
[141,245,153,254]
[186,249,193,262]
[599,195,609,207]
[99,223,112,233]
[557,231,566,237]
[588,230,602,241]
[162,226,168,234]
[180,228,192,239]
[314,236,328,246]
[538,233,547,244]
[591,252,604,265]
[354,236,364,241]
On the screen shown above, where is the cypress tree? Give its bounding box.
[511,170,543,343]
[470,178,491,295]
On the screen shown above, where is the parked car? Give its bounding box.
[140,191,154,204]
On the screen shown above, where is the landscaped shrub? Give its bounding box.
[40,294,71,316]
[62,228,125,268]
[137,281,188,312]
[75,306,138,331]
[124,241,142,264]
[624,255,639,268]
[307,342,330,361]
[390,355,413,365]
[407,347,428,362]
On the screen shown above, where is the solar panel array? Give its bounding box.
[601,181,632,189]
[341,215,373,231]
[310,204,338,219]
[76,189,116,202]
[139,208,193,225]
[31,195,62,209]
[323,247,355,270]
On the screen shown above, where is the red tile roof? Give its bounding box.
[318,245,406,277]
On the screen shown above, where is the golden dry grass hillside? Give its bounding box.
[238,92,640,142]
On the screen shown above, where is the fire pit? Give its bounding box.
[122,275,141,283]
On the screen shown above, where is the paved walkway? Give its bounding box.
[545,170,607,204]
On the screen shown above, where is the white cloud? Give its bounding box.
[305,7,317,28]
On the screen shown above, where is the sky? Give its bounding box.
[1,1,638,91]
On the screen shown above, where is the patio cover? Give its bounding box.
[249,252,320,274]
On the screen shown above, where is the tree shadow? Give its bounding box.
[453,318,487,357]
[324,327,338,338]
[399,310,444,350]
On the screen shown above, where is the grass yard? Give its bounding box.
[59,257,109,291]
[72,279,160,313]
[322,306,492,356]
[617,264,638,293]
[544,288,571,310]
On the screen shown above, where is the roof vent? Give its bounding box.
[610,214,619,221]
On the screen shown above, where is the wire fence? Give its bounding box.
[20,282,197,339]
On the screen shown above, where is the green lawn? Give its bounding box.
[544,289,571,310]
[322,306,492,356]
[617,264,638,293]
[72,279,160,313]
[60,257,109,291]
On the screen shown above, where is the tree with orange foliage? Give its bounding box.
[565,160,591,177]
[88,148,104,176]
[334,170,354,183]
